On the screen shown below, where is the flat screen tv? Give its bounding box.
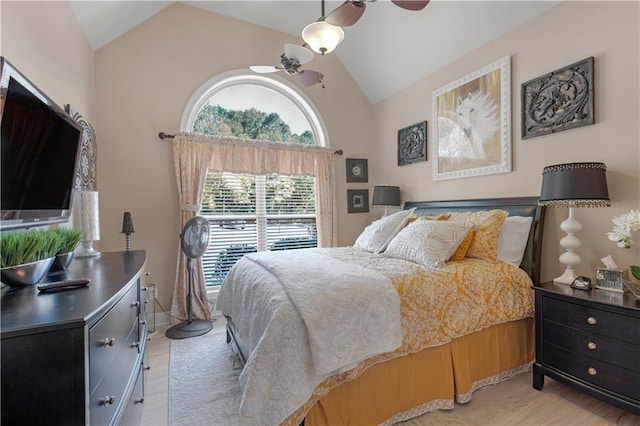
[1,57,82,230]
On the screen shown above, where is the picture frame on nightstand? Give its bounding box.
[595,268,628,292]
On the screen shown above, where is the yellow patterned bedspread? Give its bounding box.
[285,246,534,423]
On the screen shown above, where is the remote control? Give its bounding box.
[37,278,90,292]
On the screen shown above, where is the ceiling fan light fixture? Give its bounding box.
[302,19,344,55]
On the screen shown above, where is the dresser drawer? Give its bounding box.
[543,320,640,372]
[118,363,145,426]
[542,297,640,345]
[89,283,139,395]
[544,343,640,400]
[89,321,140,426]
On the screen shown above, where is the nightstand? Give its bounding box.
[533,281,640,415]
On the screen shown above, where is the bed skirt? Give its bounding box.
[287,317,534,426]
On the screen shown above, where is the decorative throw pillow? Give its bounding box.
[498,216,533,266]
[448,230,475,261]
[355,208,416,253]
[384,220,473,268]
[448,210,508,262]
[405,213,451,226]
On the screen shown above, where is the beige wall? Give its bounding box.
[2,1,638,308]
[94,3,372,309]
[0,1,95,123]
[369,1,640,282]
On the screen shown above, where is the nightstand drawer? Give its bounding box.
[543,320,640,372]
[543,297,640,345]
[544,343,640,400]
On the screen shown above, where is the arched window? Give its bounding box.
[181,71,329,287]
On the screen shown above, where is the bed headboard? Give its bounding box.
[403,197,545,285]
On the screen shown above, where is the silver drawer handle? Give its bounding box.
[101,395,116,406]
[131,301,140,308]
[587,317,597,325]
[587,342,597,350]
[100,338,115,347]
[131,341,140,349]
[588,367,597,376]
[134,397,145,404]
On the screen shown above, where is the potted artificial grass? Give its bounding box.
[50,228,83,271]
[0,229,71,286]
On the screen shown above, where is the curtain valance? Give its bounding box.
[174,132,336,177]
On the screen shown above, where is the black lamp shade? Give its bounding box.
[372,186,401,206]
[122,212,135,234]
[539,162,611,208]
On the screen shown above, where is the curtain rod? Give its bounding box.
[158,132,343,155]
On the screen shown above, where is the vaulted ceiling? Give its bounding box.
[69,1,558,104]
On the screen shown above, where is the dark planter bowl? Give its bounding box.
[51,252,75,272]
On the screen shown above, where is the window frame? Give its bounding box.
[180,70,330,303]
[179,69,329,148]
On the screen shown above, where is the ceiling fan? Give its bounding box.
[326,0,430,27]
[250,43,325,87]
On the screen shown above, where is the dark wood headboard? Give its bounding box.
[403,197,545,285]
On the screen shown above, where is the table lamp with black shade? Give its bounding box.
[538,162,610,284]
[372,185,401,217]
[122,212,135,251]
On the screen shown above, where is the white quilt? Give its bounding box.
[216,248,402,425]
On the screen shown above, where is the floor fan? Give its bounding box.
[166,216,214,339]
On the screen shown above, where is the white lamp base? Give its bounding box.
[75,241,101,258]
[554,206,582,285]
[554,268,578,285]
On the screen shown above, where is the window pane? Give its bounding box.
[201,172,317,287]
[266,174,315,214]
[201,173,256,215]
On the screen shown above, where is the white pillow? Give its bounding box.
[497,216,533,266]
[384,220,473,268]
[354,208,416,254]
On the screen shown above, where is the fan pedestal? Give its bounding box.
[166,216,214,340]
[166,318,213,339]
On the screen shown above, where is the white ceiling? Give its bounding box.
[69,0,558,104]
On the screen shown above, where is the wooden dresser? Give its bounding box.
[533,281,640,415]
[1,250,148,425]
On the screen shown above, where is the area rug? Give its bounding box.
[168,330,244,425]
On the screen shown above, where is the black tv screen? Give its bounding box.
[1,57,82,230]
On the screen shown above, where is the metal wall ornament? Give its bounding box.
[65,104,97,191]
[521,57,594,140]
[398,121,427,166]
[432,56,511,181]
[347,189,369,213]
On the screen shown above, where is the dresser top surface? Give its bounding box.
[1,250,147,336]
[536,280,640,312]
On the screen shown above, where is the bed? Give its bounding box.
[217,196,546,425]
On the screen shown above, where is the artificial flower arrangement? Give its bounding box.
[607,209,640,281]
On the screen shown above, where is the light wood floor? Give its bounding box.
[142,321,639,426]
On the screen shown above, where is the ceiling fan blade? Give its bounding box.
[391,0,429,11]
[326,1,366,27]
[299,70,324,87]
[284,43,314,65]
[249,65,280,74]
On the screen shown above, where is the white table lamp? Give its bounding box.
[538,162,610,284]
